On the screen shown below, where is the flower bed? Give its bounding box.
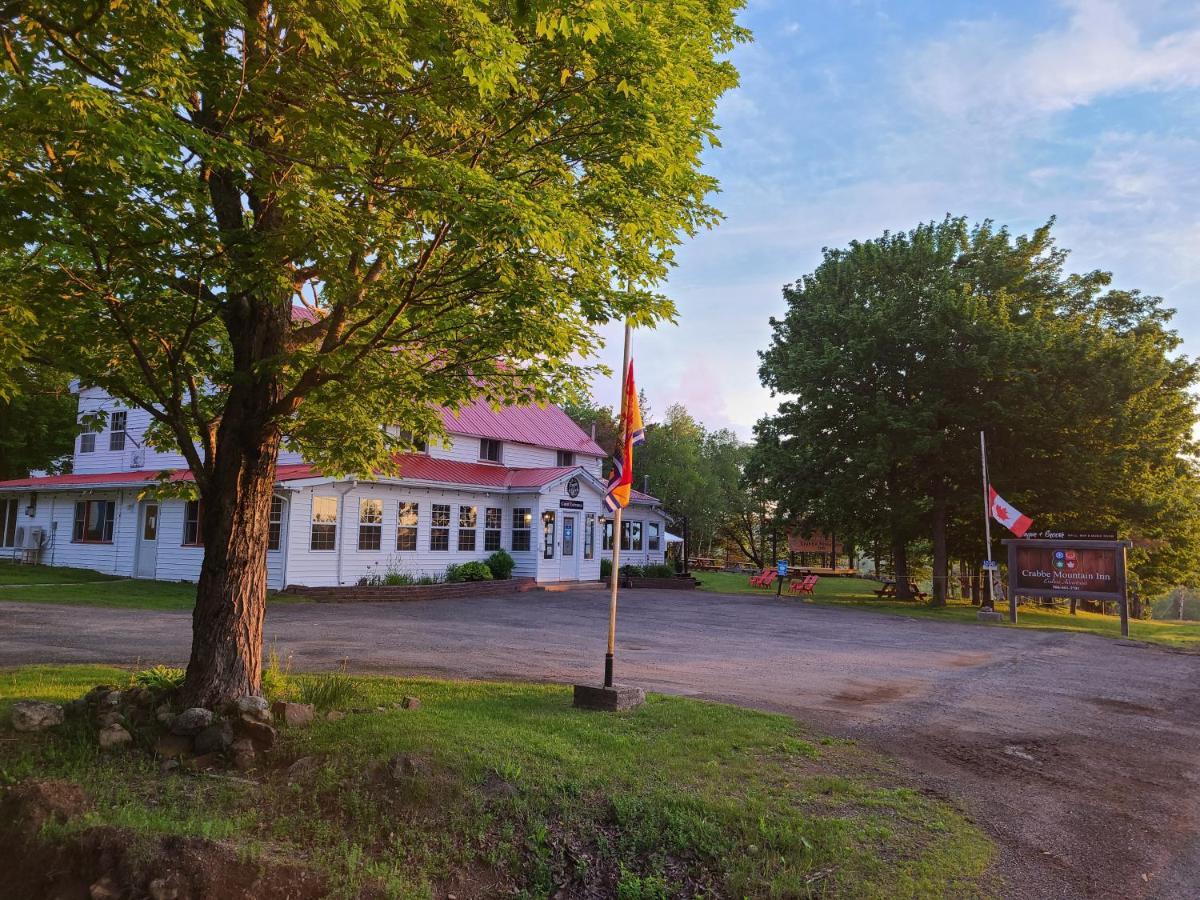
[283,578,537,603]
[602,576,699,590]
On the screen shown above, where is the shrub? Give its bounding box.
[642,563,676,578]
[485,549,515,580]
[130,665,185,692]
[261,643,295,702]
[620,564,644,577]
[298,661,360,710]
[600,558,613,577]
[448,561,493,582]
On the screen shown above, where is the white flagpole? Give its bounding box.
[980,431,995,609]
[605,322,632,688]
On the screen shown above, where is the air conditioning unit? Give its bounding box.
[22,526,44,549]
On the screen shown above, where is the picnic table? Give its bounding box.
[873,580,927,602]
[688,557,722,571]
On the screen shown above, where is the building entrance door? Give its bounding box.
[561,514,579,580]
[135,501,158,579]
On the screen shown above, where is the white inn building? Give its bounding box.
[0,385,668,587]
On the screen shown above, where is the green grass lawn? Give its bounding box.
[0,561,302,610]
[696,571,1200,651]
[0,664,995,899]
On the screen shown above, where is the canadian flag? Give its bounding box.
[989,486,1032,537]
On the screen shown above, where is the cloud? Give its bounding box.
[908,0,1200,121]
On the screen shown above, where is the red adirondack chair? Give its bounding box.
[748,568,771,586]
[788,574,819,596]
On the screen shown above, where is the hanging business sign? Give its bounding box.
[566,476,580,498]
[559,499,584,510]
[1021,528,1118,541]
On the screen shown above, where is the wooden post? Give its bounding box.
[604,323,632,688]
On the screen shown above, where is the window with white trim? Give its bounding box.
[556,450,575,466]
[648,521,661,551]
[73,500,115,543]
[0,498,18,548]
[109,411,127,451]
[584,513,595,560]
[268,496,284,551]
[621,520,643,551]
[79,431,96,453]
[458,506,477,551]
[182,500,204,546]
[484,507,502,551]
[310,496,338,550]
[602,518,613,551]
[358,498,383,551]
[511,508,532,551]
[542,511,556,559]
[479,438,502,462]
[430,504,450,551]
[396,502,418,551]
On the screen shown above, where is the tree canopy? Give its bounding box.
[754,216,1200,603]
[0,0,746,703]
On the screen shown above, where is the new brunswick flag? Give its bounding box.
[603,360,646,513]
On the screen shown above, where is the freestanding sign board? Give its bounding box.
[1002,538,1132,636]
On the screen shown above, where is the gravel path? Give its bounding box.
[2,589,1197,899]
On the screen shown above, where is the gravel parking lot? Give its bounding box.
[2,588,1197,899]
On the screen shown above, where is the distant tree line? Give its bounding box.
[751,216,1200,608]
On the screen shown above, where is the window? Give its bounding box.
[182,500,203,546]
[479,438,502,462]
[511,508,532,551]
[584,513,595,560]
[310,496,338,550]
[79,431,96,453]
[430,504,450,551]
[142,504,158,541]
[358,498,383,551]
[73,500,115,543]
[484,508,502,551]
[648,521,661,552]
[620,520,643,551]
[542,511,556,559]
[556,450,575,466]
[268,496,284,551]
[602,519,613,551]
[109,411,127,451]
[396,502,418,551]
[395,429,427,453]
[0,498,18,548]
[458,506,477,551]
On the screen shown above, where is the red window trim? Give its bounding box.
[72,500,115,544]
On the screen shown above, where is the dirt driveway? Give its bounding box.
[2,588,1197,899]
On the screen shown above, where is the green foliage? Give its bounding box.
[446,561,493,583]
[1153,587,1200,621]
[600,558,613,577]
[485,549,516,580]
[129,665,185,692]
[359,558,442,587]
[618,563,676,578]
[261,645,294,702]
[755,216,1200,599]
[0,367,76,479]
[297,668,361,712]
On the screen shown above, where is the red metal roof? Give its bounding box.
[0,459,578,493]
[439,398,605,457]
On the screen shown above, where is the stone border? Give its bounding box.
[601,576,698,590]
[283,578,537,603]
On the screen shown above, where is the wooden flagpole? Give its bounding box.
[980,430,996,610]
[605,323,632,688]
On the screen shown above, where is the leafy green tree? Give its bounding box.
[756,217,1199,605]
[0,367,76,478]
[0,1,745,704]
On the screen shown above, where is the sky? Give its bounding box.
[590,0,1200,439]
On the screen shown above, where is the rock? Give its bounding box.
[99,690,123,709]
[89,875,121,900]
[10,700,65,732]
[325,710,346,722]
[157,710,175,727]
[232,750,257,771]
[154,734,193,759]
[98,723,132,750]
[84,684,115,704]
[233,717,276,751]
[0,780,89,836]
[375,706,387,712]
[193,719,234,755]
[65,698,89,717]
[231,737,255,753]
[233,695,272,723]
[401,696,422,710]
[170,707,213,736]
[286,756,319,781]
[159,758,180,775]
[148,877,181,900]
[386,753,426,781]
[183,753,220,772]
[96,710,123,728]
[271,701,315,727]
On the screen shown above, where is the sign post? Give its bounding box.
[776,558,788,597]
[1002,538,1132,637]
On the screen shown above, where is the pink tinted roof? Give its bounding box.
[439,398,605,457]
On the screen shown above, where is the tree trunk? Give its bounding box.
[929,480,948,607]
[1069,597,1077,615]
[893,538,912,600]
[181,300,288,708]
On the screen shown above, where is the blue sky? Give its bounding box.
[593,0,1200,438]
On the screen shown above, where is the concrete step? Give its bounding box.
[536,580,605,592]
